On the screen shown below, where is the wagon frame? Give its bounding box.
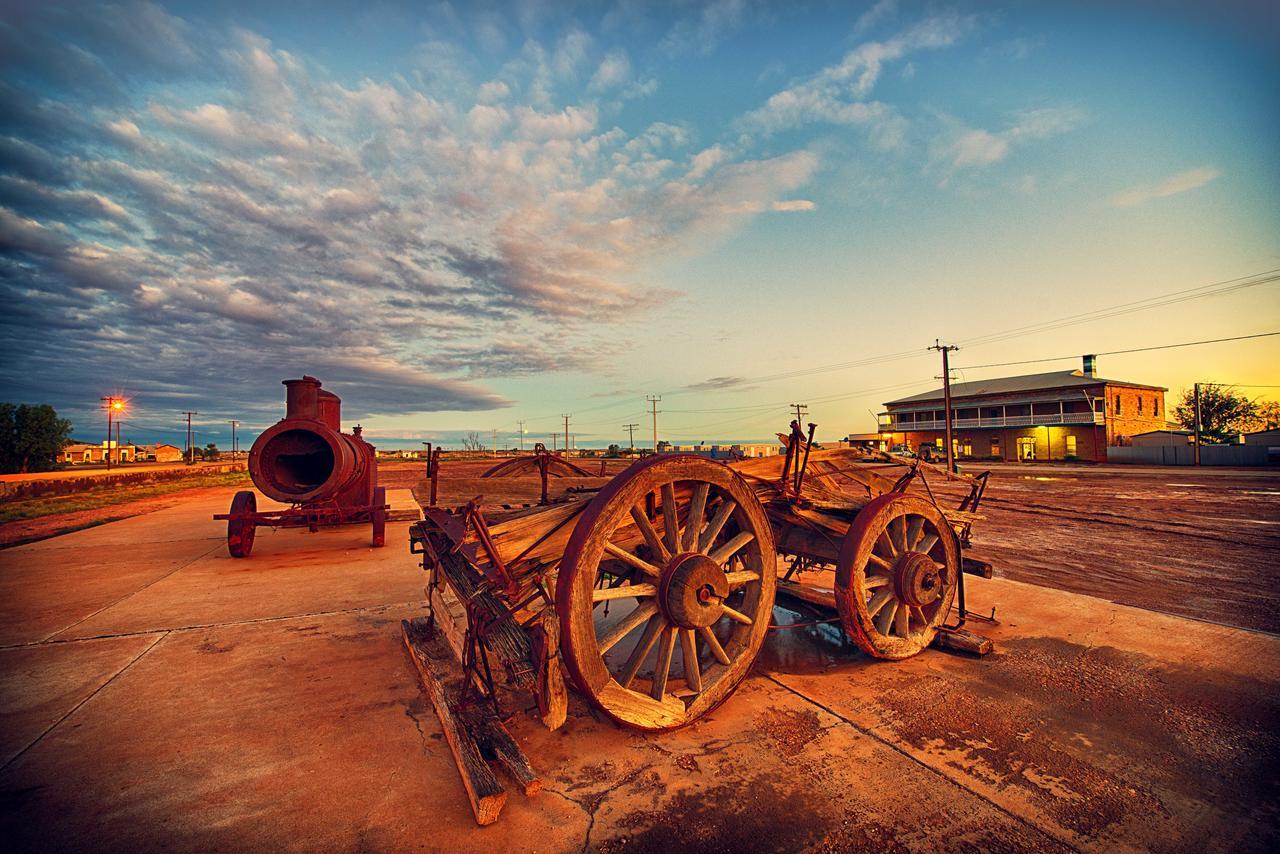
[409,421,991,734]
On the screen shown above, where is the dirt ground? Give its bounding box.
[0,477,1275,852]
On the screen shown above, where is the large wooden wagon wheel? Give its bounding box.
[834,493,959,660]
[557,455,776,731]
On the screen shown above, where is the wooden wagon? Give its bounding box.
[408,424,991,738]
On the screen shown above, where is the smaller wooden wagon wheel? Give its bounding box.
[834,493,959,660]
[370,486,387,548]
[227,490,257,558]
[557,455,776,731]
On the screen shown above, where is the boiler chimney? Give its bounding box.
[1082,354,1097,377]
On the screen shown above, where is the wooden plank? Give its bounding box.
[776,579,838,612]
[467,710,542,796]
[934,626,993,655]
[961,557,994,578]
[400,619,507,826]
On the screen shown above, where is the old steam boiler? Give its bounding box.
[215,376,387,557]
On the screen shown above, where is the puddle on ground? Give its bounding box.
[757,604,859,675]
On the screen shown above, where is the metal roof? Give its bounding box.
[884,369,1165,406]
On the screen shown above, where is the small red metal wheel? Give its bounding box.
[834,493,960,660]
[557,455,776,731]
[371,486,387,548]
[227,490,257,558]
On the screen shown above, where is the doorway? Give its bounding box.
[1017,437,1036,461]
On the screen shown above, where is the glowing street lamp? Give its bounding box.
[101,396,126,470]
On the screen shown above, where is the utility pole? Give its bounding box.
[229,420,239,458]
[115,421,121,464]
[182,411,197,464]
[491,427,497,457]
[929,340,960,473]
[517,420,526,452]
[623,423,638,450]
[791,403,809,426]
[101,396,123,470]
[1193,382,1202,466]
[647,396,662,453]
[562,415,571,455]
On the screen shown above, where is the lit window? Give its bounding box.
[1066,435,1077,456]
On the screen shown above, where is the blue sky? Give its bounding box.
[1,1,1277,450]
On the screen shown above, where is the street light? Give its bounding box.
[101,396,126,470]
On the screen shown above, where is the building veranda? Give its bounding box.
[875,356,1167,463]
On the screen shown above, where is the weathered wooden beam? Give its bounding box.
[401,618,507,826]
[776,578,838,611]
[961,557,993,578]
[934,625,993,655]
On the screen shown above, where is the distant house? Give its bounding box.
[1131,429,1194,447]
[1244,428,1280,463]
[138,443,183,462]
[57,441,141,464]
[877,355,1167,463]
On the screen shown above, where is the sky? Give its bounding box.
[1,0,1277,450]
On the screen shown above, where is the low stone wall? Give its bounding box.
[0,462,249,500]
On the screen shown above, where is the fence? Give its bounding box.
[1106,445,1271,466]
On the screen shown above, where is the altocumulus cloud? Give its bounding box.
[0,2,822,428]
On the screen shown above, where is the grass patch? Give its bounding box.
[0,470,252,524]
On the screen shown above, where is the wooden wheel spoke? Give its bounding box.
[598,601,659,654]
[698,499,737,552]
[916,532,938,556]
[603,541,662,578]
[720,603,753,626]
[630,505,670,563]
[866,587,894,618]
[618,614,665,688]
[876,529,897,558]
[874,599,897,636]
[698,625,731,665]
[679,628,702,693]
[864,574,891,589]
[660,483,679,555]
[652,626,677,699]
[682,483,710,552]
[910,605,926,627]
[893,600,910,637]
[890,517,906,554]
[906,515,925,549]
[724,570,760,588]
[709,531,754,566]
[592,582,658,602]
[867,552,893,573]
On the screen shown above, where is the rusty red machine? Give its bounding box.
[215,376,387,557]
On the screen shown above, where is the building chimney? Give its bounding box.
[1082,354,1097,377]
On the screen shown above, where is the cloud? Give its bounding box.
[932,106,1085,174]
[660,0,761,56]
[1107,167,1220,208]
[853,0,899,37]
[0,4,829,432]
[740,12,973,140]
[685,375,748,391]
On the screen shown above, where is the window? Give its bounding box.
[1138,397,1144,415]
[1155,398,1160,417]
[935,438,943,448]
[991,438,1001,458]
[1066,435,1077,456]
[1017,437,1036,460]
[1114,394,1121,415]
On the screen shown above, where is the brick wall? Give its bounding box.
[1104,385,1167,444]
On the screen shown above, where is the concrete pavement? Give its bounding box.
[1,487,1276,851]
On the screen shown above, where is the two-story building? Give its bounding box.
[877,355,1167,463]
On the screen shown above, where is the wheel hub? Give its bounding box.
[659,552,728,628]
[893,551,944,608]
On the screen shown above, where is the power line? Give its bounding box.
[957,269,1280,349]
[956,330,1280,370]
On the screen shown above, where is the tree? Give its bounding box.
[606,443,621,457]
[202,442,219,461]
[1173,386,1257,443]
[461,431,485,452]
[0,403,74,474]
[1248,400,1280,432]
